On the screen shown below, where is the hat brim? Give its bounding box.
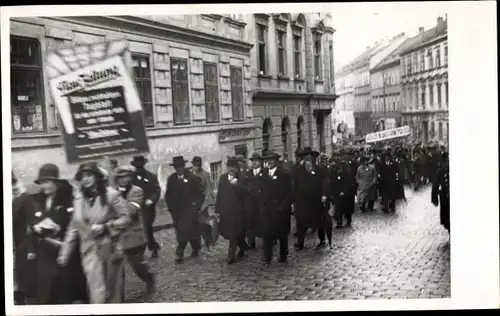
[249,156,263,161]
[34,177,63,185]
[170,160,188,166]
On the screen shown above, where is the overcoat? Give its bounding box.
[294,167,329,229]
[379,157,405,201]
[117,185,146,250]
[16,180,87,304]
[245,168,266,231]
[58,187,133,304]
[432,164,450,232]
[165,170,204,243]
[259,167,293,239]
[356,164,378,203]
[132,168,161,226]
[329,162,356,215]
[215,173,249,241]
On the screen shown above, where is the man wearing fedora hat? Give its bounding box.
[131,155,162,258]
[260,150,293,265]
[165,156,205,264]
[215,156,251,264]
[114,165,155,297]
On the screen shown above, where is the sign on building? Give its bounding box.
[365,125,411,143]
[45,40,149,164]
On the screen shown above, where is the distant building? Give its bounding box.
[370,34,412,130]
[334,70,355,137]
[399,16,448,143]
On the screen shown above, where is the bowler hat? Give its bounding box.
[115,165,136,178]
[236,154,246,163]
[131,155,148,167]
[226,156,239,169]
[249,152,263,161]
[262,150,281,160]
[170,156,188,168]
[35,163,62,184]
[191,156,203,165]
[74,162,105,182]
[299,147,320,158]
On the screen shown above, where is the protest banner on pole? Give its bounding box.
[45,40,149,164]
[365,125,411,143]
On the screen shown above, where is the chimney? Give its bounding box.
[437,16,444,25]
[418,27,425,33]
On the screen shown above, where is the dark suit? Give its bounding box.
[165,170,204,257]
[245,167,266,246]
[132,168,161,252]
[261,167,292,262]
[215,172,250,259]
[432,164,450,233]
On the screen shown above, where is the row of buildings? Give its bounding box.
[334,16,448,143]
[9,13,338,185]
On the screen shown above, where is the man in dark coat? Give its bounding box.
[432,152,450,234]
[294,153,329,250]
[260,150,293,265]
[245,152,266,249]
[342,151,358,216]
[379,148,405,213]
[330,153,356,228]
[131,155,162,258]
[215,157,250,264]
[165,156,205,264]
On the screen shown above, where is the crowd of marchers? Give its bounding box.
[11,139,450,305]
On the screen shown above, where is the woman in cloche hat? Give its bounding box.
[57,161,134,303]
[15,163,88,304]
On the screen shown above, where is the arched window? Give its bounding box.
[262,118,273,151]
[296,116,304,150]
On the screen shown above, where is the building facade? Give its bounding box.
[10,15,255,185]
[400,16,448,143]
[244,12,337,156]
[334,70,355,137]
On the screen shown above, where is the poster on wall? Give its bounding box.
[45,40,149,164]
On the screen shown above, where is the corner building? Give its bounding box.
[10,15,254,185]
[243,13,337,156]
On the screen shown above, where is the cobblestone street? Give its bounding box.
[125,185,450,302]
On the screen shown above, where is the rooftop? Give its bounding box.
[399,17,448,55]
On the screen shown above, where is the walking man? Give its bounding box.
[165,156,204,264]
[114,165,155,297]
[261,150,293,265]
[356,156,378,212]
[215,157,249,264]
[131,155,162,258]
[246,152,266,249]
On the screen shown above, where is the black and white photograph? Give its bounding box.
[2,2,498,314]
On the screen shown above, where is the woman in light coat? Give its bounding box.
[57,162,133,304]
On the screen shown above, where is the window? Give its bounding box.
[234,144,247,157]
[429,83,434,107]
[427,49,433,69]
[437,83,442,108]
[314,34,322,79]
[132,54,154,126]
[262,119,272,151]
[407,56,412,74]
[203,62,220,123]
[413,53,417,73]
[281,118,289,156]
[435,47,441,68]
[329,43,334,84]
[257,24,267,74]
[444,45,448,65]
[277,30,286,76]
[296,117,303,150]
[430,121,435,139]
[420,50,425,72]
[293,35,301,78]
[171,58,190,125]
[210,161,222,193]
[415,86,419,109]
[11,36,45,133]
[230,66,244,121]
[421,84,426,108]
[401,58,406,75]
[438,122,443,140]
[316,114,325,153]
[445,82,449,104]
